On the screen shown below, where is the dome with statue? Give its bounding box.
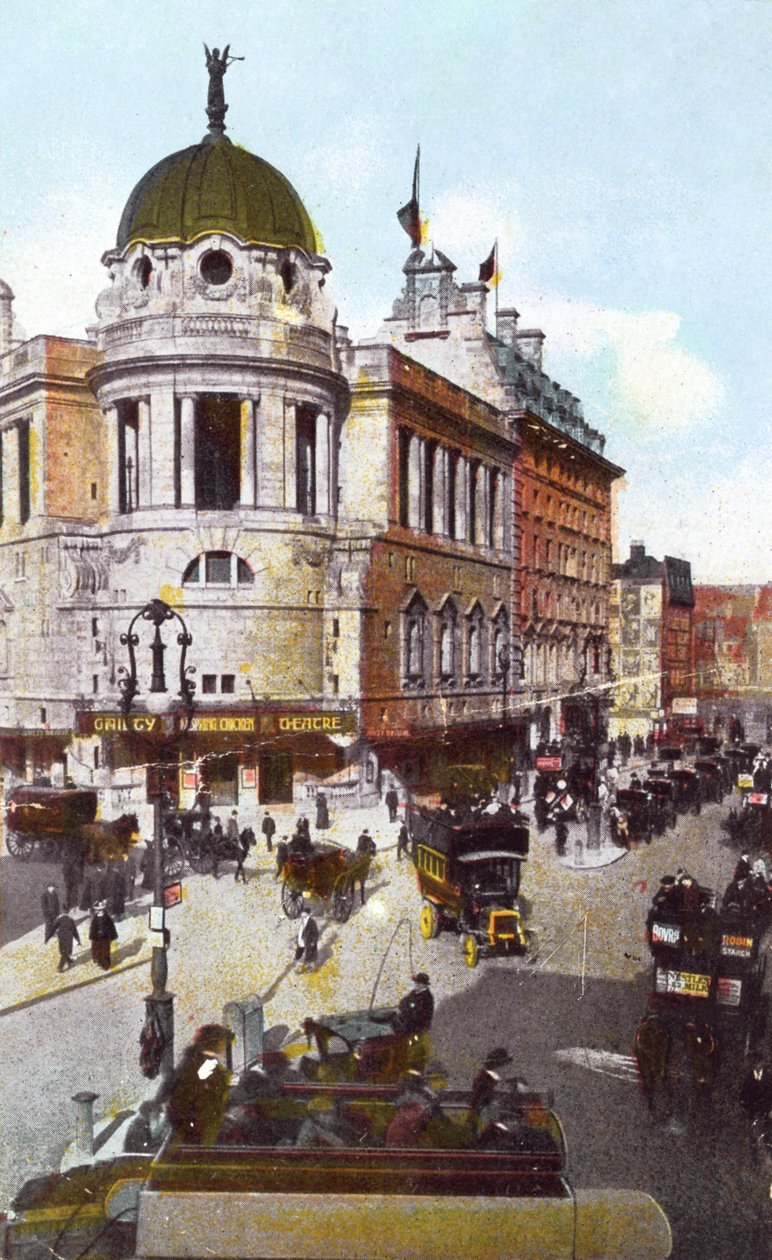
[116,134,319,256]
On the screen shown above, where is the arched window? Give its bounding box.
[465,603,486,685]
[183,552,255,588]
[492,610,509,679]
[438,599,458,685]
[403,593,428,689]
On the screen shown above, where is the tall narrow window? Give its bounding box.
[446,451,457,539]
[195,395,241,510]
[118,401,139,514]
[488,470,497,548]
[296,406,316,516]
[423,441,435,534]
[439,599,458,684]
[468,462,478,544]
[398,428,410,527]
[18,420,30,524]
[0,431,4,526]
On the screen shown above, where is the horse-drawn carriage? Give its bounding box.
[274,1008,432,1085]
[694,756,725,803]
[641,776,678,831]
[613,787,660,842]
[667,766,703,816]
[280,839,374,924]
[4,784,138,863]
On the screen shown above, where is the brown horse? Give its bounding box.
[80,814,140,864]
[634,1013,670,1113]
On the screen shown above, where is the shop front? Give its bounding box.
[74,706,360,825]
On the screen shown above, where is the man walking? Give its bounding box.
[384,785,399,823]
[261,810,276,853]
[356,830,377,904]
[42,884,60,942]
[397,822,410,862]
[295,906,319,971]
[233,826,250,884]
[52,912,81,972]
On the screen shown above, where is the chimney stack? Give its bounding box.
[630,540,646,564]
[496,307,520,348]
[516,329,545,370]
[0,279,15,357]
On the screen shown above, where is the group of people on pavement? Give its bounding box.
[42,879,122,974]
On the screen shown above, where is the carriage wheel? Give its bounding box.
[6,832,35,860]
[332,880,354,924]
[187,838,213,875]
[419,902,441,940]
[163,842,184,880]
[524,928,540,963]
[462,934,479,968]
[281,882,304,919]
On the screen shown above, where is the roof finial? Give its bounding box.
[203,44,244,137]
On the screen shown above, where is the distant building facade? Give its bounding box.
[693,584,772,736]
[609,541,695,739]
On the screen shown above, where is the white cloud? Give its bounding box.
[301,116,389,201]
[519,292,725,435]
[617,457,771,584]
[424,181,526,277]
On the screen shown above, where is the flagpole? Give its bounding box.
[494,238,499,325]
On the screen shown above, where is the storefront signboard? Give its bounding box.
[77,709,358,738]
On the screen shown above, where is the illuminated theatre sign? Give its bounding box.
[77,710,358,738]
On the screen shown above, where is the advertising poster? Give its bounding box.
[0,4,769,1259]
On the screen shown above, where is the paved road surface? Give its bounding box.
[1,790,770,1258]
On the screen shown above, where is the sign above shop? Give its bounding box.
[77,709,358,738]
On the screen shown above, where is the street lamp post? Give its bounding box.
[118,598,196,1079]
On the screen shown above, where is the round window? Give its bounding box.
[199,250,233,286]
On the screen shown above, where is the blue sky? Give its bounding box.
[0,0,769,582]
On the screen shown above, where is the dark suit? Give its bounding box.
[395,985,434,1035]
[54,915,81,971]
[42,889,60,940]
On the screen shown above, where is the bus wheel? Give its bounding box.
[419,902,440,940]
[462,934,479,968]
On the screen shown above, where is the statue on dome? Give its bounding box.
[203,44,244,134]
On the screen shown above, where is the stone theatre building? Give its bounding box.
[0,75,623,824]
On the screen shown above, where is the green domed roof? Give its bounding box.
[117,136,318,254]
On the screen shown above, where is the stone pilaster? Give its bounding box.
[284,399,298,511]
[137,398,151,508]
[433,446,447,536]
[150,391,175,507]
[105,405,120,513]
[239,398,256,508]
[3,425,19,526]
[455,455,468,541]
[407,432,422,530]
[315,410,330,515]
[179,396,196,507]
